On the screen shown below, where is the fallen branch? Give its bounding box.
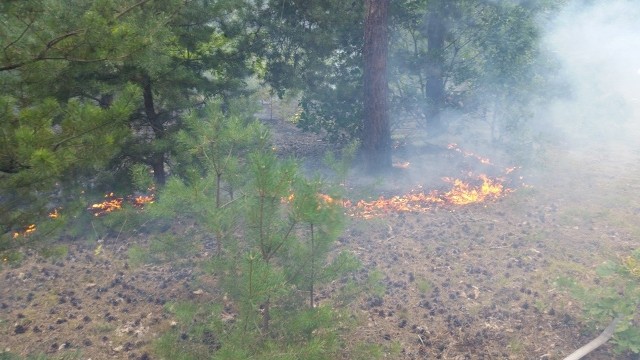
[563,317,621,360]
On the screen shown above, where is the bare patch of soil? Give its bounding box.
[0,223,218,359]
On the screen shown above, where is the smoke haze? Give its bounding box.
[541,0,640,154]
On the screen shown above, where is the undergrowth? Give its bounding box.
[558,248,640,355]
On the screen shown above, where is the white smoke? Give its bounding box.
[541,0,640,150]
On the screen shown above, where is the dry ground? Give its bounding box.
[2,115,640,359]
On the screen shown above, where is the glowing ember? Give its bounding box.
[48,208,60,219]
[505,166,519,174]
[447,143,493,165]
[13,224,37,239]
[88,193,123,216]
[316,193,336,206]
[281,193,296,204]
[283,193,337,210]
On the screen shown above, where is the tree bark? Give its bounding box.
[363,0,392,173]
[425,0,447,135]
[141,74,166,186]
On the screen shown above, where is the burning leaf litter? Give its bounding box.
[88,191,155,217]
[48,208,60,219]
[447,143,493,165]
[88,193,124,216]
[346,174,511,219]
[342,143,521,218]
[12,224,36,239]
[280,144,520,219]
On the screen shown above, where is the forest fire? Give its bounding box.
[12,224,36,239]
[88,190,155,216]
[132,194,155,208]
[48,208,60,219]
[88,193,123,217]
[282,193,337,209]
[447,143,494,165]
[343,142,517,218]
[348,174,510,219]
[442,174,506,205]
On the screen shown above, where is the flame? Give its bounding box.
[442,174,505,205]
[447,143,493,165]
[347,174,510,219]
[282,193,296,203]
[13,224,37,239]
[132,194,155,208]
[88,193,123,216]
[282,193,337,210]
[48,208,60,219]
[316,193,335,206]
[88,189,155,216]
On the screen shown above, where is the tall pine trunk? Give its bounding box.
[425,0,447,135]
[141,74,167,186]
[363,0,391,173]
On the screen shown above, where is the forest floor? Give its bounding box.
[2,111,640,359]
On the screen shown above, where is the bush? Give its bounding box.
[558,248,640,354]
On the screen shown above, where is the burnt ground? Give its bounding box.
[2,113,640,359]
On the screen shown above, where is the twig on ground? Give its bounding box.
[563,316,621,360]
[418,334,426,347]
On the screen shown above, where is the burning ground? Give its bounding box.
[2,113,639,359]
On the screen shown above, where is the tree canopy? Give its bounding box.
[1,0,561,233]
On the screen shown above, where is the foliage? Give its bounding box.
[252,0,563,147]
[389,1,561,140]
[323,140,360,189]
[0,0,257,238]
[0,250,24,269]
[151,98,267,256]
[558,249,640,354]
[149,104,360,356]
[0,88,136,235]
[252,0,365,142]
[39,244,68,260]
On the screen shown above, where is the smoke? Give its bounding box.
[540,0,640,153]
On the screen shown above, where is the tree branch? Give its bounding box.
[563,317,621,360]
[3,19,34,51]
[115,0,153,19]
[0,29,84,72]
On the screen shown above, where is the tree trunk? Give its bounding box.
[425,0,447,135]
[363,0,392,173]
[141,74,166,186]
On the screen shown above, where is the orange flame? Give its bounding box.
[88,190,155,216]
[282,193,337,210]
[13,224,36,239]
[442,174,505,205]
[447,143,493,165]
[48,208,60,219]
[88,193,123,217]
[132,195,155,208]
[347,174,510,219]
